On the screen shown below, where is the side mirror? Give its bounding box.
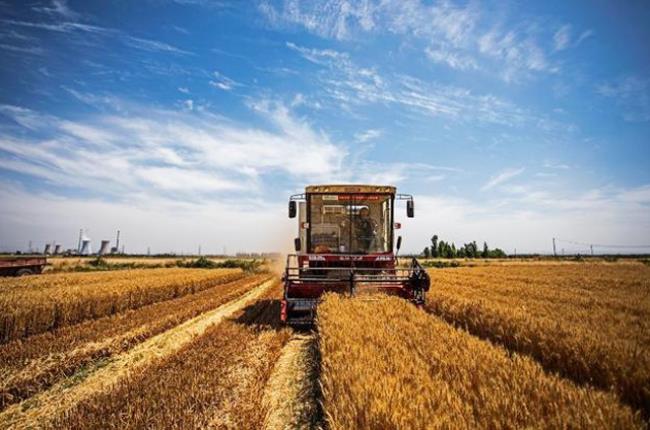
[294,237,301,252]
[406,200,414,218]
[288,201,297,218]
[396,236,402,251]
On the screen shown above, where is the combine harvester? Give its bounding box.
[282,185,430,325]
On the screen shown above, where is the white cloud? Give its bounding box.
[0,43,43,55]
[263,0,477,45]
[354,128,382,143]
[403,185,650,254]
[425,46,478,70]
[576,29,594,45]
[553,25,571,51]
[32,0,79,20]
[2,19,191,55]
[0,99,344,199]
[182,99,194,110]
[543,161,570,170]
[209,70,240,90]
[481,167,525,191]
[287,42,537,127]
[478,29,554,82]
[0,185,292,254]
[596,76,650,122]
[267,1,572,81]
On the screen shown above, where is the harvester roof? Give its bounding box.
[305,184,396,194]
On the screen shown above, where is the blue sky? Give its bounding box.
[0,0,648,254]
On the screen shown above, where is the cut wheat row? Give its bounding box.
[55,284,291,430]
[0,274,271,411]
[318,294,644,429]
[425,263,650,416]
[0,268,244,343]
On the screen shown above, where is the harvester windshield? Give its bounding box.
[308,193,392,254]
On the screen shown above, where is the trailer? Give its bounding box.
[0,256,47,276]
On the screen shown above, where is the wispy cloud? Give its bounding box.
[32,0,79,20]
[0,99,344,200]
[543,161,570,170]
[0,43,43,55]
[265,1,575,81]
[481,167,525,191]
[553,25,571,51]
[354,129,382,143]
[596,76,650,122]
[262,0,478,45]
[209,70,240,91]
[2,18,192,55]
[287,42,539,127]
[123,36,192,55]
[478,28,556,82]
[425,46,478,71]
[553,24,593,51]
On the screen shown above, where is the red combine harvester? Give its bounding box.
[281,184,430,325]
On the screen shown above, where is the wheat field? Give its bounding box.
[425,263,650,415]
[0,268,243,342]
[1,260,649,429]
[318,293,644,429]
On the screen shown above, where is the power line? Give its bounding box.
[555,238,650,249]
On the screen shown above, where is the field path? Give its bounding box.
[0,278,276,430]
[262,332,321,430]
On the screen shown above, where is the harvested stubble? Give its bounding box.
[0,274,270,411]
[425,263,650,415]
[318,294,644,429]
[56,284,291,430]
[0,268,243,343]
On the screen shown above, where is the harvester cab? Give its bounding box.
[281,185,430,325]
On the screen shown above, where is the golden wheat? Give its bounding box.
[425,263,650,415]
[0,274,269,411]
[56,284,290,430]
[0,268,243,342]
[318,294,643,429]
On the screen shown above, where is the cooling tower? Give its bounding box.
[43,244,51,255]
[80,239,92,255]
[54,244,61,255]
[98,240,111,256]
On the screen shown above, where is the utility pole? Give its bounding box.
[552,238,557,257]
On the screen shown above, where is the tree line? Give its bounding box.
[422,235,507,259]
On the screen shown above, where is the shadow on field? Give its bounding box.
[233,299,284,331]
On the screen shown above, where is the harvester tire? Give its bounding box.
[16,268,33,277]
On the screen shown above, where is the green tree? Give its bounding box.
[482,241,489,258]
[489,248,507,258]
[430,235,439,258]
[422,246,431,258]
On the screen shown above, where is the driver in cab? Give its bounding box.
[339,206,377,253]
